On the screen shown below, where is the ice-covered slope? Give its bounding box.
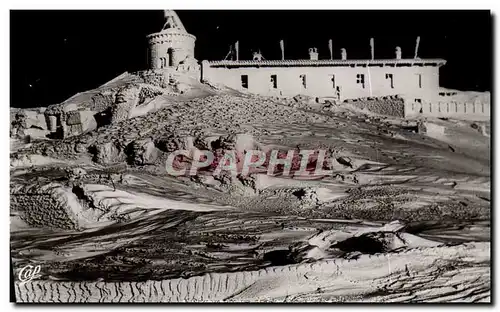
[10,73,490,303]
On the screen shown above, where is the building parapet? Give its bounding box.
[206,59,447,68]
[146,31,196,42]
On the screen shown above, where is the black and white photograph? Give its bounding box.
[9,8,492,303]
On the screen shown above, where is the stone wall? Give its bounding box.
[345,95,405,118]
[42,89,119,139]
[137,70,171,88]
[89,90,117,112]
[64,110,98,137]
[10,183,83,230]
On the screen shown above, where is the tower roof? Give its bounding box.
[161,10,187,33]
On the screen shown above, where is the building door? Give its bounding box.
[167,48,174,67]
[329,75,341,100]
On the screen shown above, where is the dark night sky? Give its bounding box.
[10,10,492,108]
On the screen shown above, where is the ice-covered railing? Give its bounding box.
[206,59,447,67]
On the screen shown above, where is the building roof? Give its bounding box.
[146,10,196,41]
[162,10,187,33]
[206,58,447,68]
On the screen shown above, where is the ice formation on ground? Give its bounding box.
[10,70,490,303]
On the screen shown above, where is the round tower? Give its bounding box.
[147,10,196,70]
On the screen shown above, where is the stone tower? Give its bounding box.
[146,10,197,70]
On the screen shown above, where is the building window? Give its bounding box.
[417,74,422,88]
[415,99,423,113]
[270,75,278,89]
[330,75,336,89]
[159,57,166,69]
[300,74,307,89]
[385,73,394,88]
[356,74,365,88]
[241,75,248,89]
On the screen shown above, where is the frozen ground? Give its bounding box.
[10,79,490,302]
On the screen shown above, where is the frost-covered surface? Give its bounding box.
[14,242,490,302]
[10,75,490,303]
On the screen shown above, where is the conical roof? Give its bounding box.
[162,10,187,33]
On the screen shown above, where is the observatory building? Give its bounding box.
[146,11,443,103]
[144,11,489,119]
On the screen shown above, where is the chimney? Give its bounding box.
[309,47,318,60]
[341,48,347,60]
[395,46,402,60]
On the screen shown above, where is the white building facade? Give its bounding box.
[201,58,445,102]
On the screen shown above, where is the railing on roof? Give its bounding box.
[206,59,447,67]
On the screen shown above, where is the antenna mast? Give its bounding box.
[280,40,284,60]
[370,37,374,60]
[235,41,239,61]
[224,45,233,60]
[328,39,333,60]
[414,36,421,59]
